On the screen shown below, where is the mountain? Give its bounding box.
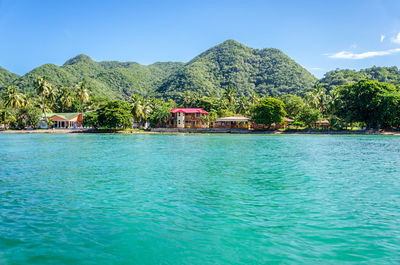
[9,54,184,98]
[320,66,400,91]
[156,40,317,99]
[1,40,317,99]
[0,67,19,89]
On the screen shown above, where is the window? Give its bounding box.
[196,113,200,117]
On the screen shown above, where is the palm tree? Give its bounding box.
[33,76,51,120]
[306,83,327,114]
[4,86,25,110]
[46,85,58,110]
[183,92,195,108]
[131,94,145,126]
[76,81,90,119]
[249,92,260,105]
[236,96,248,114]
[59,87,73,112]
[224,86,237,105]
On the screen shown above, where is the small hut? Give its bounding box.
[215,116,250,129]
[313,120,330,129]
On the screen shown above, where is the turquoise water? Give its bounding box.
[1,134,400,264]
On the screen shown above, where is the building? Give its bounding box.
[253,117,294,130]
[313,120,330,129]
[215,116,250,129]
[38,113,83,129]
[168,108,209,128]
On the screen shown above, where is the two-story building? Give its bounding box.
[168,108,209,128]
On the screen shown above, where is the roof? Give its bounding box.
[284,117,294,122]
[169,108,209,114]
[315,120,330,124]
[43,113,81,120]
[216,116,249,122]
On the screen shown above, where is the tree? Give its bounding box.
[335,80,400,129]
[46,85,58,109]
[131,94,145,125]
[224,86,237,105]
[306,83,327,114]
[3,86,25,110]
[251,97,286,126]
[97,100,132,129]
[82,111,99,128]
[148,98,176,127]
[33,76,52,120]
[59,87,73,112]
[76,81,90,120]
[280,94,304,119]
[15,105,42,129]
[297,106,321,127]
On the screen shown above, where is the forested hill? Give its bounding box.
[0,67,19,88]
[8,55,184,98]
[0,40,319,99]
[319,66,400,91]
[156,40,317,99]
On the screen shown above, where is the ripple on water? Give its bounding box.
[1,134,400,264]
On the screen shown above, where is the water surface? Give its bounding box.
[1,134,400,264]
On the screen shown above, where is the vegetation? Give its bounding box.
[157,40,317,99]
[2,40,400,131]
[252,97,286,126]
[0,40,316,101]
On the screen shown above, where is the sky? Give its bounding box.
[1,0,400,78]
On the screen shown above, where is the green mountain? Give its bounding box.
[320,66,400,91]
[0,67,19,89]
[10,54,184,98]
[156,40,317,99]
[1,40,317,99]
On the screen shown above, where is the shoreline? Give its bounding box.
[1,128,400,136]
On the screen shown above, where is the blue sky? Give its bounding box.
[1,0,400,78]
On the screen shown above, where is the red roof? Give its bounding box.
[169,108,209,114]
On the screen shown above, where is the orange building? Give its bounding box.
[43,113,83,128]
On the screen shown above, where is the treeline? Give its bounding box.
[2,75,400,130]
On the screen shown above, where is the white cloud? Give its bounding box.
[328,48,400,59]
[380,35,385,42]
[391,33,400,44]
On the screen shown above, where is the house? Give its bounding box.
[168,108,209,128]
[253,117,294,130]
[313,120,330,129]
[38,113,83,129]
[215,116,250,129]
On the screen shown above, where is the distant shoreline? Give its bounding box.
[1,128,400,136]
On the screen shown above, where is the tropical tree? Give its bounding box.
[46,85,58,110]
[3,86,25,110]
[97,100,132,129]
[33,76,52,119]
[252,97,286,126]
[76,81,90,119]
[131,94,145,125]
[59,87,73,112]
[306,83,327,114]
[297,106,321,127]
[224,86,237,105]
[280,94,304,119]
[335,80,400,129]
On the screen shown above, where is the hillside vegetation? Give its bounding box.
[3,40,400,101]
[157,40,317,99]
[320,66,400,91]
[0,40,317,100]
